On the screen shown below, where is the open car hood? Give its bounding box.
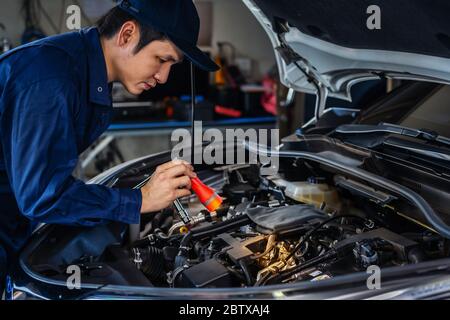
[243,0,450,110]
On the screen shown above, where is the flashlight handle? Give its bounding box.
[174,199,191,225]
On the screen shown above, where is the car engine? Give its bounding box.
[23,152,450,292]
[112,163,447,288]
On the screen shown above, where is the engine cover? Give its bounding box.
[246,204,327,234]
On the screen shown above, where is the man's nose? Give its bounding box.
[154,64,172,85]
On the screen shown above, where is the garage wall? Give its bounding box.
[0,0,275,81]
[1,0,277,177]
[211,0,275,80]
[0,0,103,47]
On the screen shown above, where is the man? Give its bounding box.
[0,0,219,294]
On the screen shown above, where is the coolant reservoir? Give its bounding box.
[283,177,341,213]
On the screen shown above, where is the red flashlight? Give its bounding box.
[191,177,223,212]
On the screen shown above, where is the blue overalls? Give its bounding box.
[0,28,142,291]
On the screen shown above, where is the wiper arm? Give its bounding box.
[335,123,450,147]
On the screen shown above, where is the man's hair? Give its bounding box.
[97,7,167,54]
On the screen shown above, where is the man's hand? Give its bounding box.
[140,160,196,214]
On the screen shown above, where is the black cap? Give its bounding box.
[118,0,220,72]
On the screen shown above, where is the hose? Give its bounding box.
[139,222,153,239]
[132,246,166,283]
[174,215,250,268]
[239,260,253,286]
[155,229,170,240]
[168,221,186,236]
[175,233,193,269]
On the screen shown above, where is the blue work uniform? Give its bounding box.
[0,27,142,287]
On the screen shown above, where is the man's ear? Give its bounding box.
[116,21,139,49]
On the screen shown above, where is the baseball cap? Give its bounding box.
[118,0,220,72]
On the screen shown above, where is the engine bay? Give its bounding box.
[107,162,449,289]
[22,156,450,290]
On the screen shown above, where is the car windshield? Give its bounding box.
[358,83,450,139]
[399,85,450,139]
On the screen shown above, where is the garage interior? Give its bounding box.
[2,0,450,302]
[0,0,391,180]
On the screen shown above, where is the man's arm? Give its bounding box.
[1,77,142,226]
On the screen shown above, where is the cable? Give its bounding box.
[262,248,339,286]
[253,215,368,287]
[283,215,368,264]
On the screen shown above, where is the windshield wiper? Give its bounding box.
[334,123,450,147]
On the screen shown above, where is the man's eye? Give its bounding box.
[159,58,168,63]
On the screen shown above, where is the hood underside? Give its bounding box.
[243,0,450,102]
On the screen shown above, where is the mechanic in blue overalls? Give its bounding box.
[0,0,219,294]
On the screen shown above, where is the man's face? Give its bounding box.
[113,22,184,95]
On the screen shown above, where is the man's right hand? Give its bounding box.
[140,160,197,214]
